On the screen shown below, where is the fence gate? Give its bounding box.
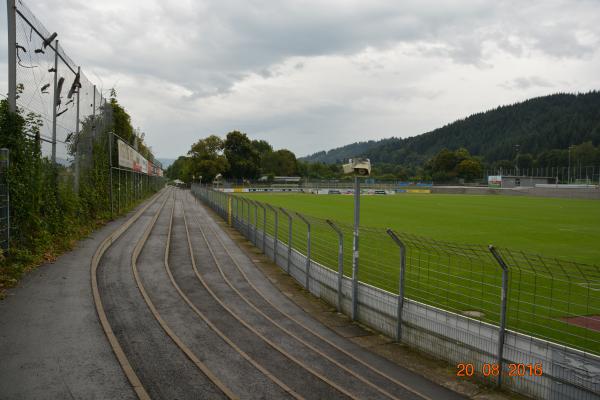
[0,149,9,254]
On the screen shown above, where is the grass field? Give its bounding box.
[229,192,600,354]
[241,193,600,265]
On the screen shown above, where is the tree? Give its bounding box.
[261,149,298,176]
[252,139,273,157]
[456,159,483,181]
[430,148,458,175]
[572,141,599,165]
[516,153,534,170]
[223,131,260,179]
[536,149,566,168]
[166,156,192,182]
[187,135,229,182]
[493,159,515,172]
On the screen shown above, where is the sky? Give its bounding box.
[2,0,600,159]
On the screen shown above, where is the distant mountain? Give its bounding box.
[156,158,176,169]
[301,91,600,165]
[301,141,383,164]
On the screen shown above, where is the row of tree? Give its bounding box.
[425,148,483,182]
[167,131,299,182]
[168,136,600,184]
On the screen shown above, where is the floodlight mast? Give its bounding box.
[342,158,371,320]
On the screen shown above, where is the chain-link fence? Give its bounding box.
[8,0,166,188]
[485,166,600,185]
[3,0,165,255]
[193,185,600,400]
[11,0,106,164]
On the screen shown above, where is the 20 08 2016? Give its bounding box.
[456,363,543,377]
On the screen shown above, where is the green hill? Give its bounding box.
[301,91,600,165]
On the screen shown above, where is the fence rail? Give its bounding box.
[192,185,600,400]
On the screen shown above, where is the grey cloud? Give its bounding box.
[18,0,600,98]
[3,0,600,158]
[500,76,554,90]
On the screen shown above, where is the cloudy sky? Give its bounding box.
[2,0,600,158]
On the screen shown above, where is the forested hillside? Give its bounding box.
[302,91,600,166]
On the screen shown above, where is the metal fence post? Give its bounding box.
[266,204,278,264]
[245,198,251,238]
[239,197,250,238]
[73,66,81,194]
[326,219,344,313]
[279,207,293,274]
[51,40,59,163]
[232,195,239,226]
[7,0,16,112]
[387,229,406,342]
[117,169,121,213]
[227,194,232,226]
[252,200,258,246]
[254,201,266,252]
[236,196,242,228]
[351,176,360,321]
[108,132,114,218]
[489,245,509,388]
[296,213,311,291]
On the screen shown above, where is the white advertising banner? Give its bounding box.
[117,139,134,169]
[118,138,154,175]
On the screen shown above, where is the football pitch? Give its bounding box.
[240,192,600,265]
[234,192,600,354]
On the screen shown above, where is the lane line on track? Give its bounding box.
[91,189,168,400]
[190,191,436,400]
[131,189,237,400]
[181,199,361,400]
[185,196,406,400]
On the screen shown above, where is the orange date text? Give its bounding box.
[456,363,543,377]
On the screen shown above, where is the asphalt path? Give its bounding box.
[0,198,149,399]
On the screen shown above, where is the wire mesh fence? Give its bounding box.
[3,0,165,255]
[13,0,106,164]
[193,186,600,399]
[485,166,600,185]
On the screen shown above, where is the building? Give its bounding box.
[488,175,556,188]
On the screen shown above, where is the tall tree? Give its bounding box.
[224,131,260,179]
[188,135,229,182]
[261,149,298,176]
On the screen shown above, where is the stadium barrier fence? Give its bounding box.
[192,185,600,400]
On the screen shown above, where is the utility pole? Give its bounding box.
[7,0,16,112]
